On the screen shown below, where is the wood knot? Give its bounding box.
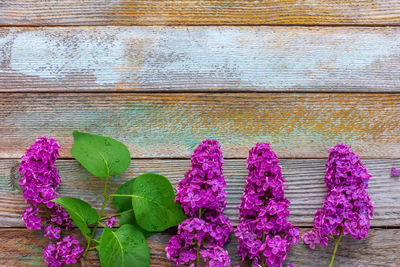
[9,161,21,192]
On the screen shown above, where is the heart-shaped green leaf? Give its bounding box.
[99,224,150,267]
[131,173,186,232]
[52,197,97,234]
[113,179,157,237]
[71,130,131,178]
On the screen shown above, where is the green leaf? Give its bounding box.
[119,210,157,238]
[52,197,97,234]
[71,130,131,178]
[131,173,187,232]
[112,179,135,212]
[99,224,150,267]
[113,179,157,237]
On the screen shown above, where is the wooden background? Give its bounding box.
[0,1,399,266]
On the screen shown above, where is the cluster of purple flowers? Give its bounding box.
[19,137,72,230]
[19,137,81,266]
[43,236,83,267]
[166,140,233,266]
[235,143,299,267]
[392,167,400,177]
[302,144,374,249]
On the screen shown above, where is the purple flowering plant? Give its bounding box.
[19,137,79,266]
[166,140,233,266]
[392,167,400,177]
[20,131,186,267]
[302,144,374,267]
[235,143,299,267]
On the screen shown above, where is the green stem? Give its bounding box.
[99,209,133,221]
[261,197,267,267]
[43,205,56,228]
[196,243,200,267]
[196,208,202,267]
[109,194,144,199]
[261,231,266,267]
[329,229,343,267]
[83,174,110,257]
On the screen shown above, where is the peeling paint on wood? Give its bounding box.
[0,27,399,92]
[1,159,399,227]
[0,1,399,26]
[0,93,399,158]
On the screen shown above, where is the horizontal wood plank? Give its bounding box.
[1,1,400,26]
[1,159,399,227]
[1,228,399,266]
[1,93,400,158]
[0,27,400,92]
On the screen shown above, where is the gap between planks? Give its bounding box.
[1,0,400,26]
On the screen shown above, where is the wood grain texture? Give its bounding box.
[1,27,400,92]
[1,93,400,158]
[1,1,400,26]
[2,159,399,227]
[1,228,399,266]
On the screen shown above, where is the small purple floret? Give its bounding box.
[105,217,116,228]
[166,140,232,266]
[302,144,374,249]
[44,225,61,240]
[235,143,299,267]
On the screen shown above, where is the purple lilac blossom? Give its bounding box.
[200,246,231,267]
[105,217,116,228]
[43,236,84,267]
[44,225,61,240]
[391,167,400,177]
[302,144,374,249]
[22,206,41,230]
[235,143,299,267]
[50,204,74,230]
[166,140,232,266]
[19,137,77,266]
[19,137,73,230]
[19,137,61,207]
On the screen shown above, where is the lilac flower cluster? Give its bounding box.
[19,137,61,208]
[19,137,72,230]
[19,137,80,266]
[43,236,84,267]
[302,144,374,249]
[235,143,299,267]
[392,167,400,177]
[166,140,232,266]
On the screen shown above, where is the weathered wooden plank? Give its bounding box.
[1,159,399,227]
[1,1,400,26]
[0,93,400,158]
[1,228,399,266]
[1,27,400,92]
